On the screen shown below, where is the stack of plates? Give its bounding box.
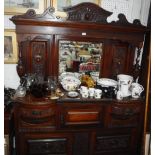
[97,78,118,87]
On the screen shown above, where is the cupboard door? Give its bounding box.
[18,133,73,155]
[91,129,138,155]
[101,41,134,78]
[18,36,51,78]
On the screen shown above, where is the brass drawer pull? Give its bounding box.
[32,111,42,115]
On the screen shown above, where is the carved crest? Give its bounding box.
[11,3,144,27]
[63,2,112,23]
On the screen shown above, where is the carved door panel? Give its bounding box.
[18,133,73,155]
[18,36,51,78]
[101,41,134,79]
[90,129,139,155]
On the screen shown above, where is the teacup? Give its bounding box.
[80,86,89,98]
[80,86,88,94]
[88,88,95,98]
[94,89,102,99]
[130,83,144,98]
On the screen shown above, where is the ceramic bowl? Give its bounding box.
[61,76,81,91]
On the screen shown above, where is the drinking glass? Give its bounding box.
[47,76,58,93]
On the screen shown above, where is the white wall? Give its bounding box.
[4,0,150,89]
[4,64,20,89]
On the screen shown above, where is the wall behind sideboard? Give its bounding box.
[4,0,150,89]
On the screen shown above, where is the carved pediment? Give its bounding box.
[63,2,112,23]
[11,2,145,27]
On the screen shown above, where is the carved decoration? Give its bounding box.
[63,2,112,23]
[16,42,25,78]
[31,42,46,76]
[10,3,144,27]
[28,138,67,154]
[11,7,62,21]
[111,14,144,27]
[112,46,127,77]
[96,135,130,151]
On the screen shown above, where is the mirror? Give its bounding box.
[59,40,103,74]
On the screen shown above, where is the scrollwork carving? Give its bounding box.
[11,7,62,21]
[111,14,144,27]
[63,2,112,23]
[96,135,130,151]
[11,3,145,27]
[28,138,67,154]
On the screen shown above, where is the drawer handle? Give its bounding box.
[32,111,42,115]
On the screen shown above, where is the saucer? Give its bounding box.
[122,91,132,97]
[67,91,79,98]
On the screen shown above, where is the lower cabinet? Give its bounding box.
[14,100,144,155]
[17,130,140,155]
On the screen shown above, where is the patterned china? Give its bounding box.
[61,76,81,91]
[97,78,118,87]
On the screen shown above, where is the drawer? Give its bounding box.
[107,104,142,128]
[61,106,103,127]
[19,107,55,125]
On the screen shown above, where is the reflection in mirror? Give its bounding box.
[59,40,103,75]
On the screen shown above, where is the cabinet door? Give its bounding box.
[90,129,139,155]
[18,35,52,77]
[101,41,134,78]
[18,133,73,155]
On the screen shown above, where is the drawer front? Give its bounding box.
[19,107,55,126]
[108,104,142,128]
[61,106,103,127]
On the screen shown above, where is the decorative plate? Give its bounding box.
[97,78,118,87]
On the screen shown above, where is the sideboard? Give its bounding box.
[10,2,149,155]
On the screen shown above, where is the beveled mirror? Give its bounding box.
[59,40,103,75]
